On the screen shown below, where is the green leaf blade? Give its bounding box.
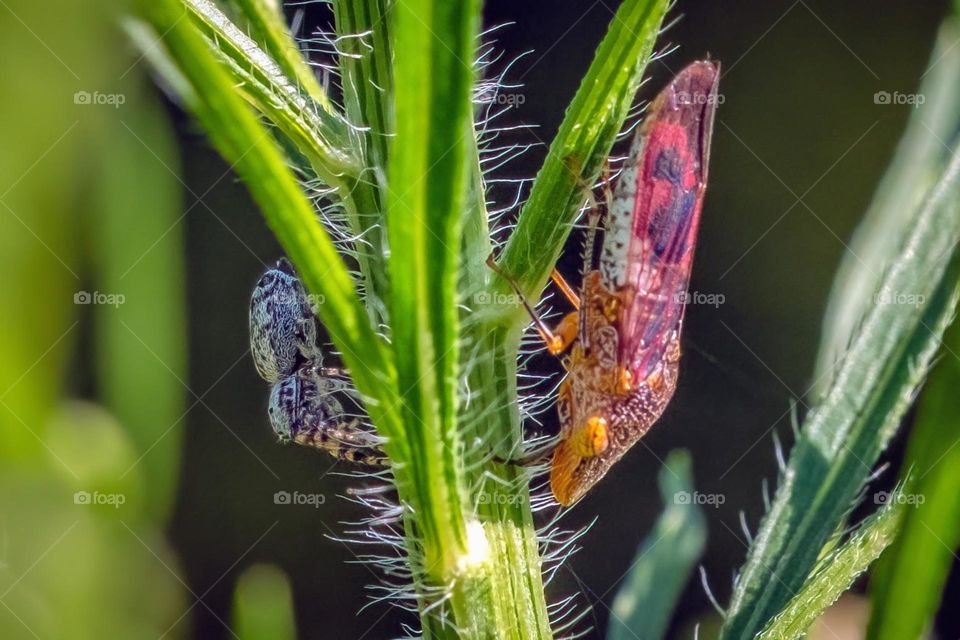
[867,316,960,640]
[607,450,707,640]
[385,0,480,583]
[721,94,960,640]
[496,0,669,302]
[757,492,906,640]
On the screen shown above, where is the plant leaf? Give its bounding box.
[496,0,669,303]
[607,450,707,640]
[227,0,333,112]
[720,111,960,640]
[384,0,480,579]
[186,0,358,181]
[757,491,906,640]
[866,316,960,640]
[134,0,401,444]
[812,17,960,398]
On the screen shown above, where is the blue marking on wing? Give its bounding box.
[649,189,696,261]
[653,148,683,185]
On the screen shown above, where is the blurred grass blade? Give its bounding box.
[91,89,186,523]
[135,0,402,441]
[721,123,960,639]
[757,491,906,640]
[233,564,296,640]
[495,0,668,302]
[607,450,706,640]
[813,17,960,398]
[866,317,960,640]
[0,0,97,457]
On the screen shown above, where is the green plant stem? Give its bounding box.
[495,0,668,303]
[382,1,551,638]
[466,329,553,640]
[331,0,393,309]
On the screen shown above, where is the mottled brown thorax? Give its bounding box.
[551,271,681,505]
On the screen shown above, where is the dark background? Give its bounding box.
[170,1,957,638]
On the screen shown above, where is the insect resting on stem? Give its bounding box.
[491,60,720,506]
[250,259,386,465]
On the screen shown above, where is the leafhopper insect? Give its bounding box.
[496,60,720,505]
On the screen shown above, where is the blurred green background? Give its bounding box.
[0,0,955,638]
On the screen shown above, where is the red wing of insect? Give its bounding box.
[601,60,720,383]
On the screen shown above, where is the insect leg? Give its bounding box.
[493,446,552,468]
[485,254,577,355]
[550,270,581,309]
[294,417,389,466]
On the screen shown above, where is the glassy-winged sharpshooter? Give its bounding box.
[498,60,720,505]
